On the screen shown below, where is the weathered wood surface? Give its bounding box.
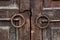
[0,0,60,40]
[44,0,60,7]
[19,0,30,12]
[31,0,60,40]
[0,0,30,40]
[31,0,42,40]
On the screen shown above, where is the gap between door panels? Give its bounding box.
[19,10,32,40]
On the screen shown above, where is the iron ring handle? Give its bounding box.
[11,14,25,28]
[36,15,50,29]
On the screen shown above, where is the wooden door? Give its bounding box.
[31,0,60,40]
[0,0,30,40]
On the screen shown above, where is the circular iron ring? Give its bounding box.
[11,14,25,28]
[36,15,50,29]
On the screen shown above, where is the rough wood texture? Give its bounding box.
[31,0,60,40]
[44,0,60,7]
[0,0,12,6]
[0,27,9,40]
[0,0,30,40]
[1,0,60,40]
[18,12,30,40]
[31,0,42,40]
[19,0,30,12]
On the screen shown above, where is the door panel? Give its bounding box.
[0,10,17,40]
[41,10,60,40]
[0,26,9,40]
[43,0,60,10]
[43,0,60,7]
[0,10,18,40]
[0,0,30,40]
[31,0,60,40]
[0,10,30,40]
[31,10,60,40]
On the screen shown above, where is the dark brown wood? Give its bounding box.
[0,11,30,40]
[1,0,60,40]
[31,0,42,40]
[0,27,9,40]
[31,0,60,40]
[0,0,30,40]
[0,0,12,6]
[18,12,30,40]
[44,0,60,7]
[19,0,30,12]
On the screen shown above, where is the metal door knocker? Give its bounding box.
[11,14,25,28]
[36,15,50,29]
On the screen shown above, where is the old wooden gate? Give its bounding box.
[0,0,60,40]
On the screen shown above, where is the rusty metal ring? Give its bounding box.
[36,15,50,29]
[11,14,25,28]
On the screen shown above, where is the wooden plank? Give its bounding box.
[19,0,30,12]
[0,26,9,40]
[18,12,30,40]
[0,3,18,9]
[31,0,42,40]
[44,0,60,7]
